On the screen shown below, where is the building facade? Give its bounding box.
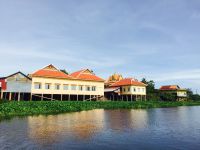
[159,85,188,101]
[0,72,32,101]
[105,77,147,101]
[1,65,105,101]
[30,65,104,101]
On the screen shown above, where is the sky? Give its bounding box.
[0,0,200,92]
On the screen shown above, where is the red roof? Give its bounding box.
[32,64,72,79]
[70,69,104,82]
[160,85,180,91]
[110,78,146,87]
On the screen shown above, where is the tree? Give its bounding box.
[187,89,200,101]
[160,93,177,101]
[141,78,159,101]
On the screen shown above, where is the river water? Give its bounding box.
[0,106,200,150]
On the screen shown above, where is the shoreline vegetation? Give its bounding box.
[1,100,200,120]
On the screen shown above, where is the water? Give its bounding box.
[1,107,200,150]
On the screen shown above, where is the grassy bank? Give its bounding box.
[1,100,200,120]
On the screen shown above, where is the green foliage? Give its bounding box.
[1,101,200,120]
[141,78,159,101]
[187,89,200,101]
[160,93,177,101]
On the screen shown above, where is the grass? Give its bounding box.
[1,100,200,120]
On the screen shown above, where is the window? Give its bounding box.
[128,87,130,92]
[79,85,83,91]
[142,88,145,92]
[133,88,136,92]
[34,83,41,89]
[55,84,60,90]
[63,84,69,90]
[123,88,126,92]
[86,86,91,91]
[92,86,96,91]
[138,88,141,92]
[45,83,51,90]
[71,85,77,90]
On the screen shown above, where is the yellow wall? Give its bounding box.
[177,91,187,97]
[121,85,146,95]
[31,77,104,96]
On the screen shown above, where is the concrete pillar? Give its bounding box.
[30,93,32,101]
[41,94,43,101]
[61,94,63,101]
[18,92,21,101]
[68,94,70,101]
[51,94,53,101]
[131,95,133,102]
[0,91,3,100]
[83,95,85,101]
[90,95,91,101]
[126,95,128,101]
[9,92,12,101]
[77,94,78,101]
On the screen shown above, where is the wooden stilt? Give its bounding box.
[61,94,63,101]
[131,95,133,101]
[90,95,91,101]
[126,95,128,101]
[41,94,43,101]
[83,95,85,101]
[77,94,78,101]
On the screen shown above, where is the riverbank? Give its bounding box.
[1,100,200,120]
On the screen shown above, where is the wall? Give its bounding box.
[177,91,187,97]
[31,77,104,96]
[5,73,32,93]
[121,85,146,95]
[0,78,6,90]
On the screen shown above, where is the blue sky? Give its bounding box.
[0,0,200,92]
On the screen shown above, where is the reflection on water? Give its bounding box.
[1,107,200,150]
[28,109,105,144]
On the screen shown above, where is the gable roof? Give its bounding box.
[70,69,104,82]
[110,78,146,87]
[31,64,72,79]
[160,85,181,91]
[6,71,32,80]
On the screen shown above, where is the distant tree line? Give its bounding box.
[141,78,200,101]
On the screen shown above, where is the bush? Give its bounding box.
[160,93,177,101]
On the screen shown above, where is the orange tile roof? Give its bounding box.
[110,78,146,87]
[70,69,104,82]
[32,64,72,79]
[160,85,180,91]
